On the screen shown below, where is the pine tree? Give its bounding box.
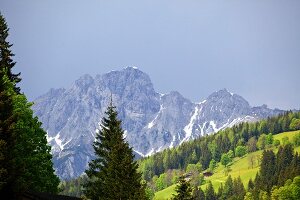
[232,176,245,200]
[192,186,205,200]
[276,144,294,186]
[222,175,233,199]
[0,14,59,198]
[205,181,216,200]
[247,178,254,192]
[217,184,223,200]
[172,174,193,200]
[0,13,21,93]
[84,103,146,200]
[259,150,276,192]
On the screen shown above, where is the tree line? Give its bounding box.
[139,111,300,183]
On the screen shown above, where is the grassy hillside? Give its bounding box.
[154,130,300,200]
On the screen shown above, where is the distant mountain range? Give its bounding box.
[32,67,285,179]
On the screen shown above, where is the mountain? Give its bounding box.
[32,67,285,179]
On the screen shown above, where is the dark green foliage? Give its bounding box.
[222,175,233,199]
[11,94,60,194]
[192,187,205,200]
[0,67,15,196]
[216,184,223,200]
[232,176,245,200]
[247,178,254,192]
[259,150,276,192]
[218,176,245,200]
[0,76,59,197]
[273,139,280,148]
[0,13,21,93]
[252,144,300,197]
[172,174,193,200]
[205,181,216,200]
[289,152,300,179]
[84,104,146,200]
[200,141,212,170]
[59,175,87,197]
[276,144,294,186]
[0,14,59,198]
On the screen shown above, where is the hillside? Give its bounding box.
[154,130,300,200]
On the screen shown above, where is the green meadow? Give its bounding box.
[154,130,300,200]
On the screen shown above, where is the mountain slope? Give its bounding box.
[32,67,284,179]
[154,130,300,200]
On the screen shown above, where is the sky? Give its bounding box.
[0,0,299,110]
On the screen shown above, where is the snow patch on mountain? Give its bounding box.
[32,67,286,179]
[182,106,201,143]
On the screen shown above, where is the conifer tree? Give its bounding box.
[192,186,205,200]
[172,174,193,200]
[247,178,255,192]
[84,103,146,200]
[205,181,216,200]
[222,175,233,199]
[232,176,245,200]
[216,184,223,200]
[276,144,294,186]
[259,150,276,192]
[0,13,21,93]
[0,14,59,198]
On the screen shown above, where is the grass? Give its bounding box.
[154,130,300,200]
[154,184,176,200]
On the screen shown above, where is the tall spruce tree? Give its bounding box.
[223,175,233,199]
[259,150,276,192]
[192,186,205,200]
[205,181,216,200]
[172,174,193,200]
[0,13,21,93]
[0,14,59,198]
[84,102,146,200]
[232,176,245,200]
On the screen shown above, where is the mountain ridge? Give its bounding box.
[32,67,285,179]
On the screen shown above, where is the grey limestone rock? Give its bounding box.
[32,67,285,179]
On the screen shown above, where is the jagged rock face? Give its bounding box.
[32,67,285,179]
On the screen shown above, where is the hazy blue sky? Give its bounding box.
[1,0,299,110]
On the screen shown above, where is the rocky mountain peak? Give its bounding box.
[32,69,285,179]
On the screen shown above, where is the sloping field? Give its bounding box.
[154,130,300,200]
